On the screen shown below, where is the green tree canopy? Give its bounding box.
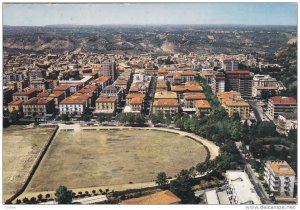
[55,186,73,204]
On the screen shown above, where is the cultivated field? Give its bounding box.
[3,126,57,199]
[26,129,208,192]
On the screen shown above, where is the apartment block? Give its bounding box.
[266,96,297,120]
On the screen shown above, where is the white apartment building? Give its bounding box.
[225,170,262,204]
[266,96,297,120]
[264,161,295,198]
[276,113,297,136]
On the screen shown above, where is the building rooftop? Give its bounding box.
[184,92,206,100]
[122,190,181,205]
[171,82,203,92]
[126,93,145,99]
[8,100,24,106]
[154,91,177,100]
[153,99,179,107]
[205,190,220,204]
[195,100,211,109]
[226,170,261,204]
[270,96,297,105]
[96,96,117,103]
[225,70,250,75]
[266,161,295,176]
[130,97,144,105]
[23,97,54,105]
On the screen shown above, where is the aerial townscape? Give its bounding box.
[2,2,298,207]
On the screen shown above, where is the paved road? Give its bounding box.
[248,101,264,122]
[235,142,272,204]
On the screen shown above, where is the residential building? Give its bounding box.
[48,91,65,109]
[225,70,253,99]
[152,99,179,116]
[276,112,297,136]
[92,76,112,91]
[28,68,47,80]
[154,91,178,101]
[8,100,24,113]
[211,70,225,94]
[217,92,250,119]
[100,84,123,106]
[94,62,118,81]
[200,69,214,85]
[124,97,144,113]
[171,82,203,100]
[252,74,285,98]
[222,59,239,71]
[3,86,13,105]
[53,85,71,98]
[195,100,211,116]
[264,161,296,198]
[94,96,117,114]
[59,95,90,115]
[266,96,297,120]
[22,97,55,117]
[122,190,181,204]
[225,170,261,204]
[4,71,24,82]
[30,78,47,91]
[12,89,39,101]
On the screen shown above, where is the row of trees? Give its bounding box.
[116,113,145,125]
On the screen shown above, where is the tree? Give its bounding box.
[170,170,195,204]
[155,172,168,189]
[55,186,73,204]
[37,194,43,201]
[92,190,96,195]
[81,114,90,122]
[45,194,51,199]
[30,197,37,204]
[22,197,29,204]
[61,114,70,121]
[16,199,22,204]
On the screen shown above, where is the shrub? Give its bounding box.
[92,190,96,194]
[30,197,37,204]
[16,199,22,204]
[45,194,51,199]
[22,197,29,203]
[38,194,43,201]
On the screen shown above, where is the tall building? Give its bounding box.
[266,96,297,120]
[97,62,118,81]
[211,70,225,94]
[264,161,295,198]
[222,59,239,71]
[225,70,253,99]
[225,170,261,204]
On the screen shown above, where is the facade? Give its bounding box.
[225,70,253,99]
[264,161,295,198]
[222,60,239,71]
[266,96,297,120]
[96,62,118,81]
[217,92,250,119]
[48,91,65,109]
[12,89,39,101]
[211,70,225,94]
[22,97,55,117]
[95,96,117,114]
[200,69,214,85]
[171,82,203,100]
[59,97,89,115]
[100,84,123,106]
[195,100,211,116]
[276,112,297,136]
[28,68,47,80]
[5,71,24,82]
[30,78,47,91]
[252,74,284,97]
[8,100,24,113]
[152,99,179,116]
[225,170,261,204]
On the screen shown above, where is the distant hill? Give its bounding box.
[3,25,296,55]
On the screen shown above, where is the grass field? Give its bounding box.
[26,129,207,192]
[3,126,57,199]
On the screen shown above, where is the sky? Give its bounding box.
[3,3,298,26]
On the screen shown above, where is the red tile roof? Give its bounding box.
[23,97,54,105]
[130,97,143,105]
[96,96,117,103]
[270,96,297,104]
[225,70,250,75]
[122,190,181,204]
[153,99,179,107]
[8,100,24,106]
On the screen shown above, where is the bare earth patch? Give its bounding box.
[3,126,56,199]
[26,129,207,192]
